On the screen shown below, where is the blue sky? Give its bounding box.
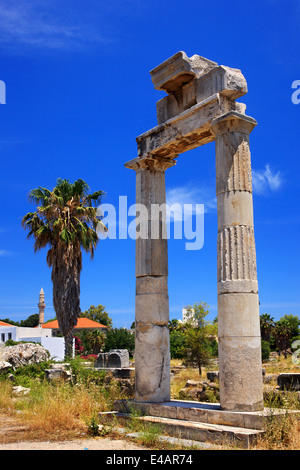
[0,0,299,327]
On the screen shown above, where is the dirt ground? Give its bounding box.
[0,414,148,451]
[0,438,148,450]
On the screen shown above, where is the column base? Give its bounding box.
[218,336,264,412]
[135,322,170,403]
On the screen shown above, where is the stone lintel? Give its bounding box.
[150,51,217,94]
[135,94,224,159]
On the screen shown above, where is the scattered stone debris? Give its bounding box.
[12,386,30,396]
[44,363,73,383]
[0,361,13,372]
[2,343,49,368]
[179,379,220,402]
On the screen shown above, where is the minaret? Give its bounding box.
[38,288,45,326]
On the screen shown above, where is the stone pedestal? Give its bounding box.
[211,111,264,412]
[125,156,175,402]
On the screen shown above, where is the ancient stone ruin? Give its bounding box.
[95,349,130,369]
[125,51,264,412]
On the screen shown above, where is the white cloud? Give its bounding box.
[166,184,216,221]
[0,249,12,256]
[252,164,282,195]
[0,0,109,50]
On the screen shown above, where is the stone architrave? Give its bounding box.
[125,51,264,411]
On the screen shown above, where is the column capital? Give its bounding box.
[211,111,257,137]
[125,154,177,172]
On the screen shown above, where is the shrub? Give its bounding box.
[261,339,271,362]
[104,328,135,355]
[170,330,186,359]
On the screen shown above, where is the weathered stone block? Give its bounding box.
[207,371,219,382]
[95,352,107,368]
[135,323,170,402]
[0,361,13,372]
[218,293,260,337]
[277,373,300,391]
[150,51,217,94]
[44,368,72,382]
[218,336,263,411]
[196,66,247,103]
[155,64,247,124]
[95,349,129,369]
[107,349,129,368]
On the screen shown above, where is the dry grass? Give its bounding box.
[170,358,300,450]
[0,364,124,443]
[255,408,300,450]
[0,380,12,412]
[1,356,299,449]
[264,355,300,374]
[171,366,205,398]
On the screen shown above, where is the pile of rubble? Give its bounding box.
[0,343,49,370]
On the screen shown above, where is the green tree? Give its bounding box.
[182,302,212,374]
[104,328,135,355]
[0,318,19,326]
[22,178,107,358]
[273,319,293,358]
[261,339,271,362]
[19,314,40,327]
[168,319,180,331]
[170,329,186,359]
[280,314,300,338]
[184,302,210,329]
[183,327,211,375]
[81,304,113,328]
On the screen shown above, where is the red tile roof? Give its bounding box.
[0,321,14,326]
[42,317,107,329]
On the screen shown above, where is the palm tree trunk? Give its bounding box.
[51,242,82,360]
[64,329,74,359]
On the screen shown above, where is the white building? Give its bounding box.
[0,289,68,361]
[180,308,197,326]
[0,322,52,344]
[0,321,68,362]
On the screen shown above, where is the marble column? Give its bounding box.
[211,111,264,412]
[128,155,176,402]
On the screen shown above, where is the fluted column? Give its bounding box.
[127,155,176,402]
[211,111,264,412]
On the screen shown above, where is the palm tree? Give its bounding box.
[22,178,107,358]
[273,320,293,358]
[260,313,275,343]
[89,330,105,355]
